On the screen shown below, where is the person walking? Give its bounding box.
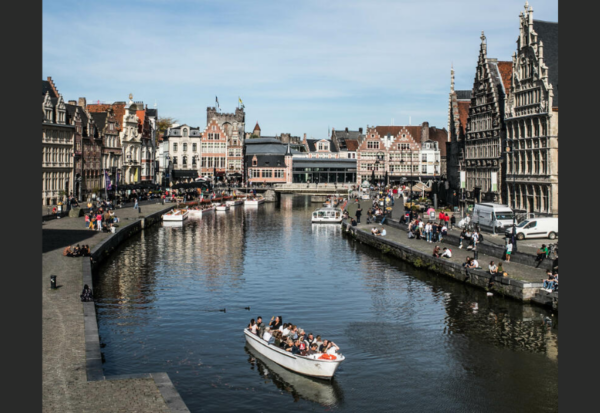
[356,205,363,224]
[96,211,103,232]
[450,214,456,230]
[133,197,139,211]
[505,240,513,262]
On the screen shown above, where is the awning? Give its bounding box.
[172,170,198,178]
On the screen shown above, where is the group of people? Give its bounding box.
[63,244,91,257]
[432,245,452,258]
[407,219,448,243]
[85,208,119,232]
[371,226,387,237]
[248,316,340,357]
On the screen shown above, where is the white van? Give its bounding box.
[472,203,514,231]
[505,217,559,240]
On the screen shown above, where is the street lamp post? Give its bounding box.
[506,138,518,252]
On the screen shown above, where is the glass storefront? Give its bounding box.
[292,167,356,184]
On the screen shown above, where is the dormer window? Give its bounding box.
[183,128,188,137]
[253,159,257,166]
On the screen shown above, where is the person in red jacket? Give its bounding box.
[438,211,445,225]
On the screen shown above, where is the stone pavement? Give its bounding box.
[344,195,551,256]
[352,220,548,283]
[43,202,180,413]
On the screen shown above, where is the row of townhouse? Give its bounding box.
[158,107,245,185]
[42,77,158,205]
[448,2,558,217]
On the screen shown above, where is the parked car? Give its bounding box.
[505,217,558,240]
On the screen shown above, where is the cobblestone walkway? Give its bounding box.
[43,203,175,413]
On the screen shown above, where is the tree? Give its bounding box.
[157,116,178,136]
[249,134,259,139]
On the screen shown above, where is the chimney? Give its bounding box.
[359,127,363,134]
[345,127,349,132]
[421,122,429,143]
[68,100,77,105]
[78,97,87,109]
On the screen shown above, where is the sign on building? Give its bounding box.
[460,171,466,189]
[491,172,497,192]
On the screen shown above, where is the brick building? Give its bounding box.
[245,138,296,184]
[447,67,472,208]
[206,107,245,181]
[330,127,364,159]
[356,124,443,186]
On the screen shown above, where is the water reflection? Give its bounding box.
[244,346,344,407]
[95,195,557,412]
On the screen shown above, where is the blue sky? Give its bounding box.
[43,0,558,138]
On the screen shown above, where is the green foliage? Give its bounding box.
[249,134,260,139]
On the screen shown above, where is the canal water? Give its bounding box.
[94,195,558,412]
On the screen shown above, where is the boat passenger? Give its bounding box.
[319,339,330,353]
[315,335,323,347]
[263,327,274,344]
[326,341,340,355]
[307,343,320,355]
[256,316,265,337]
[269,316,282,331]
[282,323,291,337]
[306,333,316,345]
[284,338,295,353]
[248,319,258,335]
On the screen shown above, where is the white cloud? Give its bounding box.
[43,0,558,136]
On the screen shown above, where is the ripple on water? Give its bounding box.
[93,195,558,413]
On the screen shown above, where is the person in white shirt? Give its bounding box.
[380,228,386,236]
[441,247,452,258]
[282,324,290,337]
[263,327,273,343]
[469,259,479,269]
[489,261,498,275]
[326,341,340,355]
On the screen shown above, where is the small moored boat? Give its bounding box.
[244,195,265,206]
[226,198,245,207]
[244,329,345,380]
[162,208,189,221]
[311,207,343,223]
[215,204,230,212]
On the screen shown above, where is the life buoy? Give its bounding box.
[319,354,337,360]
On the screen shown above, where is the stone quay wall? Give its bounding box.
[343,224,557,310]
[385,219,554,271]
[85,206,191,412]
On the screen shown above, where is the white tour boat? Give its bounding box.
[162,208,189,221]
[226,198,245,207]
[244,329,345,380]
[188,205,215,217]
[215,204,230,212]
[311,206,343,223]
[244,195,265,206]
[245,346,342,406]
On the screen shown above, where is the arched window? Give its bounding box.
[183,128,188,137]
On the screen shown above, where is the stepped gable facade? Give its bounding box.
[356,124,441,186]
[505,2,558,216]
[206,107,245,179]
[42,77,74,205]
[90,107,121,189]
[464,31,513,205]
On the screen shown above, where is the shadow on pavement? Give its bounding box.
[42,229,99,253]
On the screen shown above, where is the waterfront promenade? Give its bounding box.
[343,197,557,308]
[42,202,185,413]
